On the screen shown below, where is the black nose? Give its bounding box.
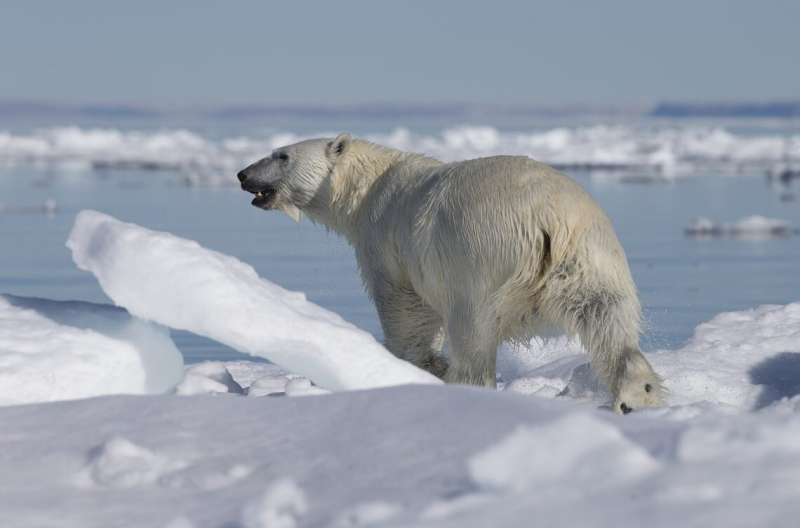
[619,402,632,414]
[237,170,248,183]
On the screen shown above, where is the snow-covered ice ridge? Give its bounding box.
[2,125,798,183]
[68,210,439,391]
[0,294,183,405]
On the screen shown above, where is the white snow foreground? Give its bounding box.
[3,209,800,526]
[0,294,183,405]
[67,210,440,391]
[1,384,799,528]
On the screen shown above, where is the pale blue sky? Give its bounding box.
[1,1,798,105]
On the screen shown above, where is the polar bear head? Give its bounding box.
[237,133,352,222]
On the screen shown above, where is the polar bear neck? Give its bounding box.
[309,140,440,241]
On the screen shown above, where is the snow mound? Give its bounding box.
[241,479,308,528]
[499,303,800,412]
[0,294,183,405]
[1,382,800,527]
[653,302,800,410]
[469,414,658,495]
[81,436,186,488]
[686,215,795,238]
[67,210,440,391]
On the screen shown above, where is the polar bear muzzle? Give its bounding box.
[248,184,277,210]
[238,167,278,210]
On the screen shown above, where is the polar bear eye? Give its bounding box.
[644,383,652,393]
[273,152,289,162]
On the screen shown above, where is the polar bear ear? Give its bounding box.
[326,133,352,160]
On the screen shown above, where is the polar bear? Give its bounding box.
[237,134,664,413]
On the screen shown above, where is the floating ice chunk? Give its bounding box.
[685,216,722,236]
[0,198,59,216]
[685,215,794,238]
[0,294,183,405]
[67,211,440,391]
[241,479,308,528]
[731,215,792,236]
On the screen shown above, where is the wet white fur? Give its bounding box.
[245,134,665,412]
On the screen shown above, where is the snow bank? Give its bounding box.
[1,383,799,527]
[2,125,797,184]
[241,479,308,528]
[67,210,440,391]
[78,436,187,488]
[469,414,659,495]
[686,215,795,238]
[653,302,800,409]
[0,294,183,405]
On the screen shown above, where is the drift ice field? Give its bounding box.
[1,117,800,527]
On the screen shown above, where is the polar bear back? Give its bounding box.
[355,154,631,317]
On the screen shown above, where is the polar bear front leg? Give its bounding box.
[372,281,448,378]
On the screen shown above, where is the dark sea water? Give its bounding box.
[1,115,799,362]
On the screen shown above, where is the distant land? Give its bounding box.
[651,101,800,118]
[1,100,799,121]
[0,101,159,119]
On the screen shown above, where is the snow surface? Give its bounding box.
[2,125,797,184]
[1,378,799,527]
[686,214,795,238]
[0,208,798,527]
[653,302,800,410]
[67,210,440,391]
[0,294,183,405]
[2,209,800,525]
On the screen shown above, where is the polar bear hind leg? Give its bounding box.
[444,296,500,387]
[538,259,665,413]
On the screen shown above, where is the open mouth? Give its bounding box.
[248,188,276,209]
